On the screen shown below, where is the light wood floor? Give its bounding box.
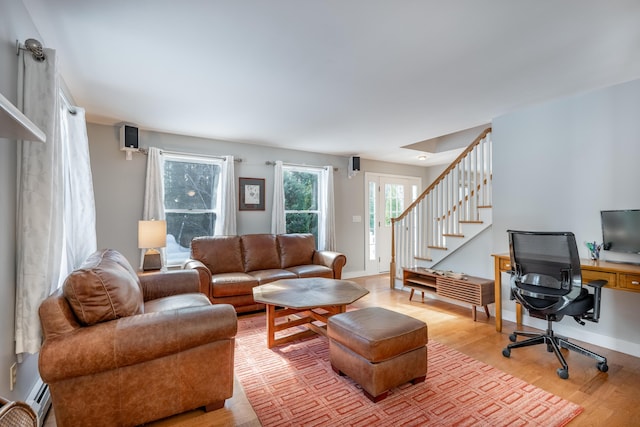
[45,274,640,426]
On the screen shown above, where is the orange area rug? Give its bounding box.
[235,315,583,426]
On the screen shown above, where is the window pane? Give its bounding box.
[286,212,318,241]
[164,160,220,210]
[284,170,318,210]
[166,212,216,264]
[163,156,222,267]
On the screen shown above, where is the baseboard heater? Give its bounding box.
[26,377,51,426]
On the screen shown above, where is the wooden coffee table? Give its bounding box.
[252,277,369,348]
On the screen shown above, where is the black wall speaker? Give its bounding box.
[119,125,139,150]
[351,156,360,171]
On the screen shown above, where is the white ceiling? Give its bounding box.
[20,0,640,166]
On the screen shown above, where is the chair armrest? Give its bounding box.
[139,269,200,301]
[585,279,607,321]
[183,259,212,297]
[313,251,347,279]
[39,304,237,383]
[585,279,607,288]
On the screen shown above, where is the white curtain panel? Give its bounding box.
[141,147,165,268]
[216,155,237,235]
[271,160,286,234]
[60,105,97,278]
[15,48,63,355]
[319,166,336,251]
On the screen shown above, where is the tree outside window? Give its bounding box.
[284,167,320,245]
[163,156,222,265]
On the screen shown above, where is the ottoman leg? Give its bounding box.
[364,389,389,403]
[411,375,426,384]
[331,364,346,376]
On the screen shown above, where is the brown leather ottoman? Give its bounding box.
[327,307,428,402]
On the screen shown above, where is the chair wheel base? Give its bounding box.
[597,362,609,372]
[557,368,569,379]
[502,348,511,357]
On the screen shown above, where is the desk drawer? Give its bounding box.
[620,274,640,292]
[582,270,617,288]
[499,258,512,271]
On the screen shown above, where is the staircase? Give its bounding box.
[390,128,492,286]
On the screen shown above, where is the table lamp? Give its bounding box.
[138,220,166,271]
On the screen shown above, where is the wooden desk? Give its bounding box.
[492,253,640,332]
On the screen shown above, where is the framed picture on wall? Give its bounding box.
[239,177,265,211]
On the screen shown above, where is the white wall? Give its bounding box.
[491,78,640,356]
[88,123,430,275]
[0,0,43,401]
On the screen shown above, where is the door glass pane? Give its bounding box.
[369,181,376,261]
[384,184,404,226]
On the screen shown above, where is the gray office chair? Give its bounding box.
[501,230,609,379]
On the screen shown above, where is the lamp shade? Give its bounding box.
[138,220,167,249]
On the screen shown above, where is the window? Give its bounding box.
[163,155,222,265]
[283,166,320,244]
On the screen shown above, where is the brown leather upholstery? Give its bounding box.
[190,235,244,274]
[39,249,237,427]
[63,250,143,325]
[242,234,281,272]
[328,307,427,402]
[186,233,347,313]
[278,233,315,268]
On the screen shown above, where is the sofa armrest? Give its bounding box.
[39,304,237,383]
[183,259,212,297]
[139,269,200,301]
[313,251,347,279]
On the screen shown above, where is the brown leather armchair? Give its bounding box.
[38,249,237,427]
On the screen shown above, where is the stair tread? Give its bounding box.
[443,233,464,237]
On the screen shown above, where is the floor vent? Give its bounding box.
[26,377,51,427]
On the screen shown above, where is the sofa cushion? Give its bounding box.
[63,249,143,326]
[241,234,281,272]
[278,233,316,268]
[286,264,334,278]
[191,236,244,274]
[249,269,297,284]
[211,273,259,297]
[143,293,211,313]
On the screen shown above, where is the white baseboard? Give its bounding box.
[342,270,369,279]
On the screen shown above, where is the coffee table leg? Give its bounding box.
[266,304,276,348]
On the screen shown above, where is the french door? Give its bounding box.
[365,173,421,274]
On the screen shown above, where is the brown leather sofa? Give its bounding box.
[38,249,237,427]
[184,233,347,313]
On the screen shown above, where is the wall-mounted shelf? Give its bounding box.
[0,91,45,143]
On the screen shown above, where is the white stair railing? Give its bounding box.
[390,128,492,286]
